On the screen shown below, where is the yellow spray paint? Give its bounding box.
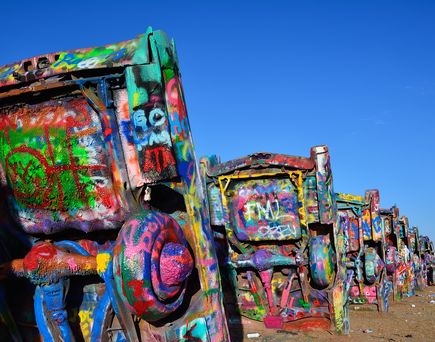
[96,252,111,275]
[78,309,93,341]
[332,285,344,333]
[336,193,364,202]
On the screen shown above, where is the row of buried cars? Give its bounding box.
[0,29,433,341]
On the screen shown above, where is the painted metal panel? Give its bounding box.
[348,217,360,251]
[0,30,151,88]
[0,96,126,234]
[125,64,178,184]
[225,177,303,241]
[311,146,336,225]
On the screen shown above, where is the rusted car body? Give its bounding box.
[201,146,350,334]
[0,28,228,341]
[335,191,389,311]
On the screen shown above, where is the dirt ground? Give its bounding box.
[230,288,435,342]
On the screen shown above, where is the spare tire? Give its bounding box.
[113,211,194,321]
[309,235,335,288]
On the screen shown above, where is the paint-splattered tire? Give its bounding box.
[113,211,194,322]
[309,235,335,288]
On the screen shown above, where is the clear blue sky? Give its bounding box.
[1,1,434,241]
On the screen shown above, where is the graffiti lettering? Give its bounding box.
[143,146,176,174]
[0,97,125,234]
[244,199,290,221]
[52,48,128,70]
[149,130,171,147]
[258,223,297,238]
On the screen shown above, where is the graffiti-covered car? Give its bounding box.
[335,191,390,311]
[419,235,434,286]
[397,215,415,297]
[408,226,425,290]
[381,207,414,300]
[380,206,401,300]
[201,146,350,334]
[0,28,229,341]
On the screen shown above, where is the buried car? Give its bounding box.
[201,146,350,334]
[0,28,229,341]
[335,190,390,311]
[408,226,426,291]
[397,215,416,297]
[419,235,434,286]
[381,207,414,300]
